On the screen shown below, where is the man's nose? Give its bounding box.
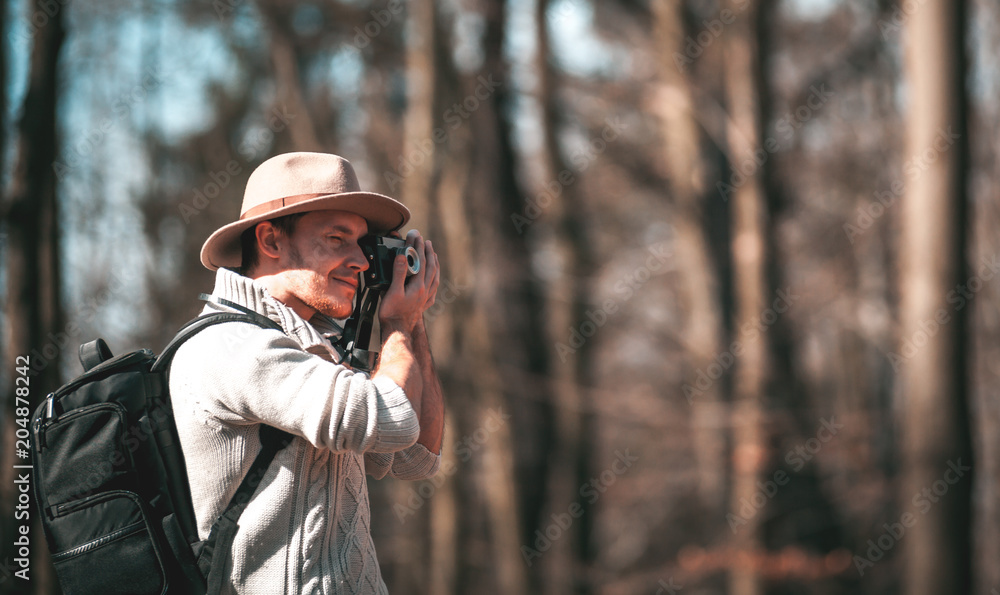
[347,242,369,273]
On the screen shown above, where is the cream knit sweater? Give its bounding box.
[169,268,440,594]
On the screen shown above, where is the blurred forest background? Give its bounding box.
[1,0,998,593]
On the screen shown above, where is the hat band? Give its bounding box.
[240,193,330,221]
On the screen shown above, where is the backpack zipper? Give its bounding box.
[52,350,154,397]
[50,520,146,561]
[42,350,155,425]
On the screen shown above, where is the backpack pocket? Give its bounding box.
[37,402,137,508]
[49,491,167,595]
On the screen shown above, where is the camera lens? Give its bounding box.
[403,246,420,276]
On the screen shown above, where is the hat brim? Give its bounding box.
[200,191,410,271]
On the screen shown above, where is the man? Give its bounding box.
[169,152,444,594]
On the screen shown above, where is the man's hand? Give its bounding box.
[378,230,440,334]
[373,230,443,443]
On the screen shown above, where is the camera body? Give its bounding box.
[336,235,422,372]
[358,235,420,291]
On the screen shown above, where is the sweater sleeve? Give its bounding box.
[173,322,420,454]
[364,444,441,480]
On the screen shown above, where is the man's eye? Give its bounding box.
[327,236,343,243]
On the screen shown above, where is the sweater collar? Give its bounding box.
[204,267,347,362]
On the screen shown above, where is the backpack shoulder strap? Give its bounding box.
[149,308,291,547]
[198,425,292,591]
[151,309,282,374]
[198,292,279,330]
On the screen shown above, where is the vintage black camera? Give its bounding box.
[358,234,421,291]
[334,235,421,372]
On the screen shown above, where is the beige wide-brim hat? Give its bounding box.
[201,152,410,270]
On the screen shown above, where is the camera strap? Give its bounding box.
[333,285,383,373]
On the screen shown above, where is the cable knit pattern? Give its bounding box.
[169,268,440,594]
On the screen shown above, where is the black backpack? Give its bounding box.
[30,308,292,594]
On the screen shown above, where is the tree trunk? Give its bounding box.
[899,1,973,594]
[388,3,448,591]
[417,2,539,592]
[399,0,436,234]
[533,1,597,592]
[469,9,532,592]
[1,1,66,593]
[651,0,727,515]
[259,3,322,152]
[721,1,769,594]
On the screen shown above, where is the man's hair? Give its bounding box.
[238,213,306,277]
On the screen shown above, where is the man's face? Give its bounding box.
[276,210,369,319]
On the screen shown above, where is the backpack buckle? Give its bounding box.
[45,393,56,420]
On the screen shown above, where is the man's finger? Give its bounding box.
[411,236,428,284]
[424,246,439,286]
[387,253,408,297]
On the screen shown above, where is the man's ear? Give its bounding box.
[256,221,282,260]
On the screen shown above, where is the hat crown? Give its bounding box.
[243,152,362,215]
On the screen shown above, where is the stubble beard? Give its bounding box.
[297,275,353,319]
[287,244,354,319]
